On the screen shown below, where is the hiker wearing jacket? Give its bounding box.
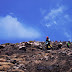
[46,36,50,50]
[67,42,70,48]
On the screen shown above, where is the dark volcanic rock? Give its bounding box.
[19,46,26,51]
[5,51,13,56]
[36,65,51,72]
[0,41,72,72]
[11,60,17,64]
[62,41,66,45]
[0,45,4,49]
[25,42,31,47]
[58,44,62,48]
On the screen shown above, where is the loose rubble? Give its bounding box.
[0,41,72,72]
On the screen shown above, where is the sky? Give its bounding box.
[0,0,72,44]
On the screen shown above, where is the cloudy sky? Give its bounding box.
[0,0,72,43]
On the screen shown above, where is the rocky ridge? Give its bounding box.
[0,41,72,72]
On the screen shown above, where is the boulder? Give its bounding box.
[11,60,17,64]
[33,42,40,46]
[25,42,31,47]
[19,46,26,51]
[58,44,62,48]
[0,45,4,49]
[62,41,66,45]
[5,51,13,56]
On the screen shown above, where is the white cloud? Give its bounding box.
[40,8,46,15]
[41,5,72,41]
[9,12,14,15]
[44,6,64,20]
[64,32,70,38]
[53,21,57,24]
[64,32,72,41]
[41,6,65,29]
[64,14,72,22]
[45,24,51,28]
[0,15,40,39]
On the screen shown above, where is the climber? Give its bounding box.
[67,42,70,48]
[45,36,50,50]
[58,42,62,48]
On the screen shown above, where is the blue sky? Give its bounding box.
[0,0,72,43]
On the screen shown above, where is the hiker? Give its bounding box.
[45,36,50,50]
[55,41,58,42]
[67,42,69,48]
[58,42,62,48]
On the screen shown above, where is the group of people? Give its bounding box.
[45,36,70,50]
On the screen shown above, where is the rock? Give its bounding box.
[0,58,6,62]
[69,44,72,48]
[0,65,10,71]
[12,66,19,69]
[5,51,13,56]
[62,41,66,45]
[0,41,71,72]
[19,64,25,70]
[36,65,51,72]
[44,56,49,61]
[0,45,4,49]
[58,43,62,48]
[62,45,67,48]
[67,52,72,56]
[10,44,15,46]
[33,42,40,46]
[9,69,24,72]
[25,42,31,47]
[11,60,17,64]
[19,46,26,51]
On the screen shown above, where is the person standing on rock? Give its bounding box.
[45,36,50,50]
[67,42,70,48]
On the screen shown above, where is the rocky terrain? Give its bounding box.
[0,41,72,72]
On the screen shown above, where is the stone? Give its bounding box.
[25,42,31,47]
[0,41,71,72]
[19,46,26,51]
[11,60,17,64]
[0,46,4,49]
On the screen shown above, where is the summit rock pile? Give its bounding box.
[0,41,72,72]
